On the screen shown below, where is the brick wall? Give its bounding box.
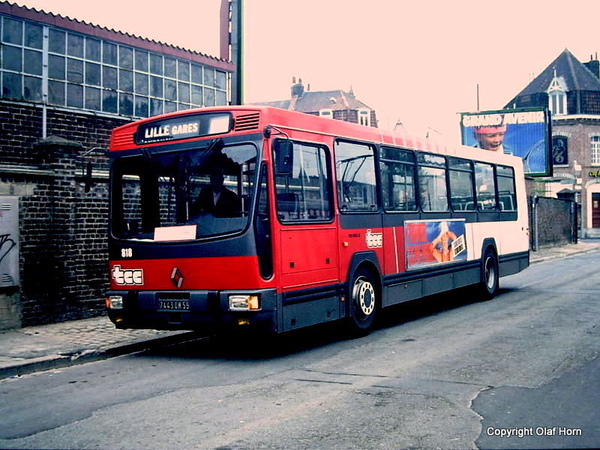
[528,196,577,249]
[0,100,130,327]
[0,102,44,165]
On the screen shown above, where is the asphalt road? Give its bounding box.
[0,249,598,450]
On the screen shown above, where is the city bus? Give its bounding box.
[106,106,529,335]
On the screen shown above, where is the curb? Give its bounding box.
[530,245,600,265]
[0,331,199,380]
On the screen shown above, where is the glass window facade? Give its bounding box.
[0,14,230,118]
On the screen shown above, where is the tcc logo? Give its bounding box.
[365,229,383,248]
[111,265,144,285]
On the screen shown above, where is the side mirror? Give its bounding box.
[274,140,294,175]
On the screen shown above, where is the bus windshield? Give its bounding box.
[111,141,257,240]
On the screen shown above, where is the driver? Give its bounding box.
[194,167,241,217]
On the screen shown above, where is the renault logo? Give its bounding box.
[170,268,184,288]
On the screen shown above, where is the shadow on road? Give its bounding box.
[140,285,509,362]
[141,324,346,361]
[378,286,516,331]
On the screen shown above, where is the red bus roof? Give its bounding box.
[109,105,448,153]
[109,105,522,169]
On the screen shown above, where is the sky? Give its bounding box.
[7,0,600,144]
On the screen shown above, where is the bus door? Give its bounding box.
[378,146,419,276]
[272,140,339,313]
[334,140,384,281]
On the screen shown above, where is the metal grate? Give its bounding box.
[112,132,134,147]
[234,112,260,131]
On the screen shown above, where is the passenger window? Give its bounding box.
[448,157,475,211]
[417,153,448,212]
[497,166,516,211]
[474,163,497,210]
[335,141,378,212]
[274,141,331,222]
[380,147,417,212]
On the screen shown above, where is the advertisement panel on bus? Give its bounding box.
[405,219,467,269]
[460,107,551,177]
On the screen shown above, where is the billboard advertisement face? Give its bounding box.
[460,108,551,176]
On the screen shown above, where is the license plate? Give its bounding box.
[158,300,190,311]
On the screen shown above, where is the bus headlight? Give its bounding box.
[106,295,124,309]
[228,295,260,311]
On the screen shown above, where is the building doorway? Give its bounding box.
[593,193,600,228]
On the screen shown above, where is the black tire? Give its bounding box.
[346,267,379,335]
[478,248,499,300]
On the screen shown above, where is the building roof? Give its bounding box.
[256,87,374,113]
[512,49,600,98]
[0,1,234,71]
[295,89,373,112]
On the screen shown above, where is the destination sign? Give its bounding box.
[135,113,232,145]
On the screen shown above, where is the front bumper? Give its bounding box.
[106,288,278,333]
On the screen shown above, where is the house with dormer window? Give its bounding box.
[547,71,568,116]
[505,49,600,237]
[254,78,378,128]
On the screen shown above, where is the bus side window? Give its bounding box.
[335,141,377,212]
[448,157,475,212]
[474,162,497,211]
[274,141,332,222]
[380,146,417,212]
[497,165,516,211]
[417,153,448,212]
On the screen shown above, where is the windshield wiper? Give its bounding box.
[196,138,224,168]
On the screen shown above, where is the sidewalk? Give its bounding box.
[528,238,600,264]
[1,240,599,380]
[0,318,195,379]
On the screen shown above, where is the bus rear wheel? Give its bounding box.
[478,248,499,300]
[346,268,378,335]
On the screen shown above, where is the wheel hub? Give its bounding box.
[355,279,375,316]
[485,257,497,289]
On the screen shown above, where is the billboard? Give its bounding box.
[460,108,551,176]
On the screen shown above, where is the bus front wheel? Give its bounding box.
[347,268,378,335]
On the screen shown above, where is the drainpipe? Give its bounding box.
[42,104,47,139]
[229,0,243,105]
[531,196,539,251]
[42,25,49,138]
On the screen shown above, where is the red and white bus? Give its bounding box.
[106,106,529,334]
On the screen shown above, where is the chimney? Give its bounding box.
[584,53,600,79]
[291,77,305,98]
[219,0,229,61]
